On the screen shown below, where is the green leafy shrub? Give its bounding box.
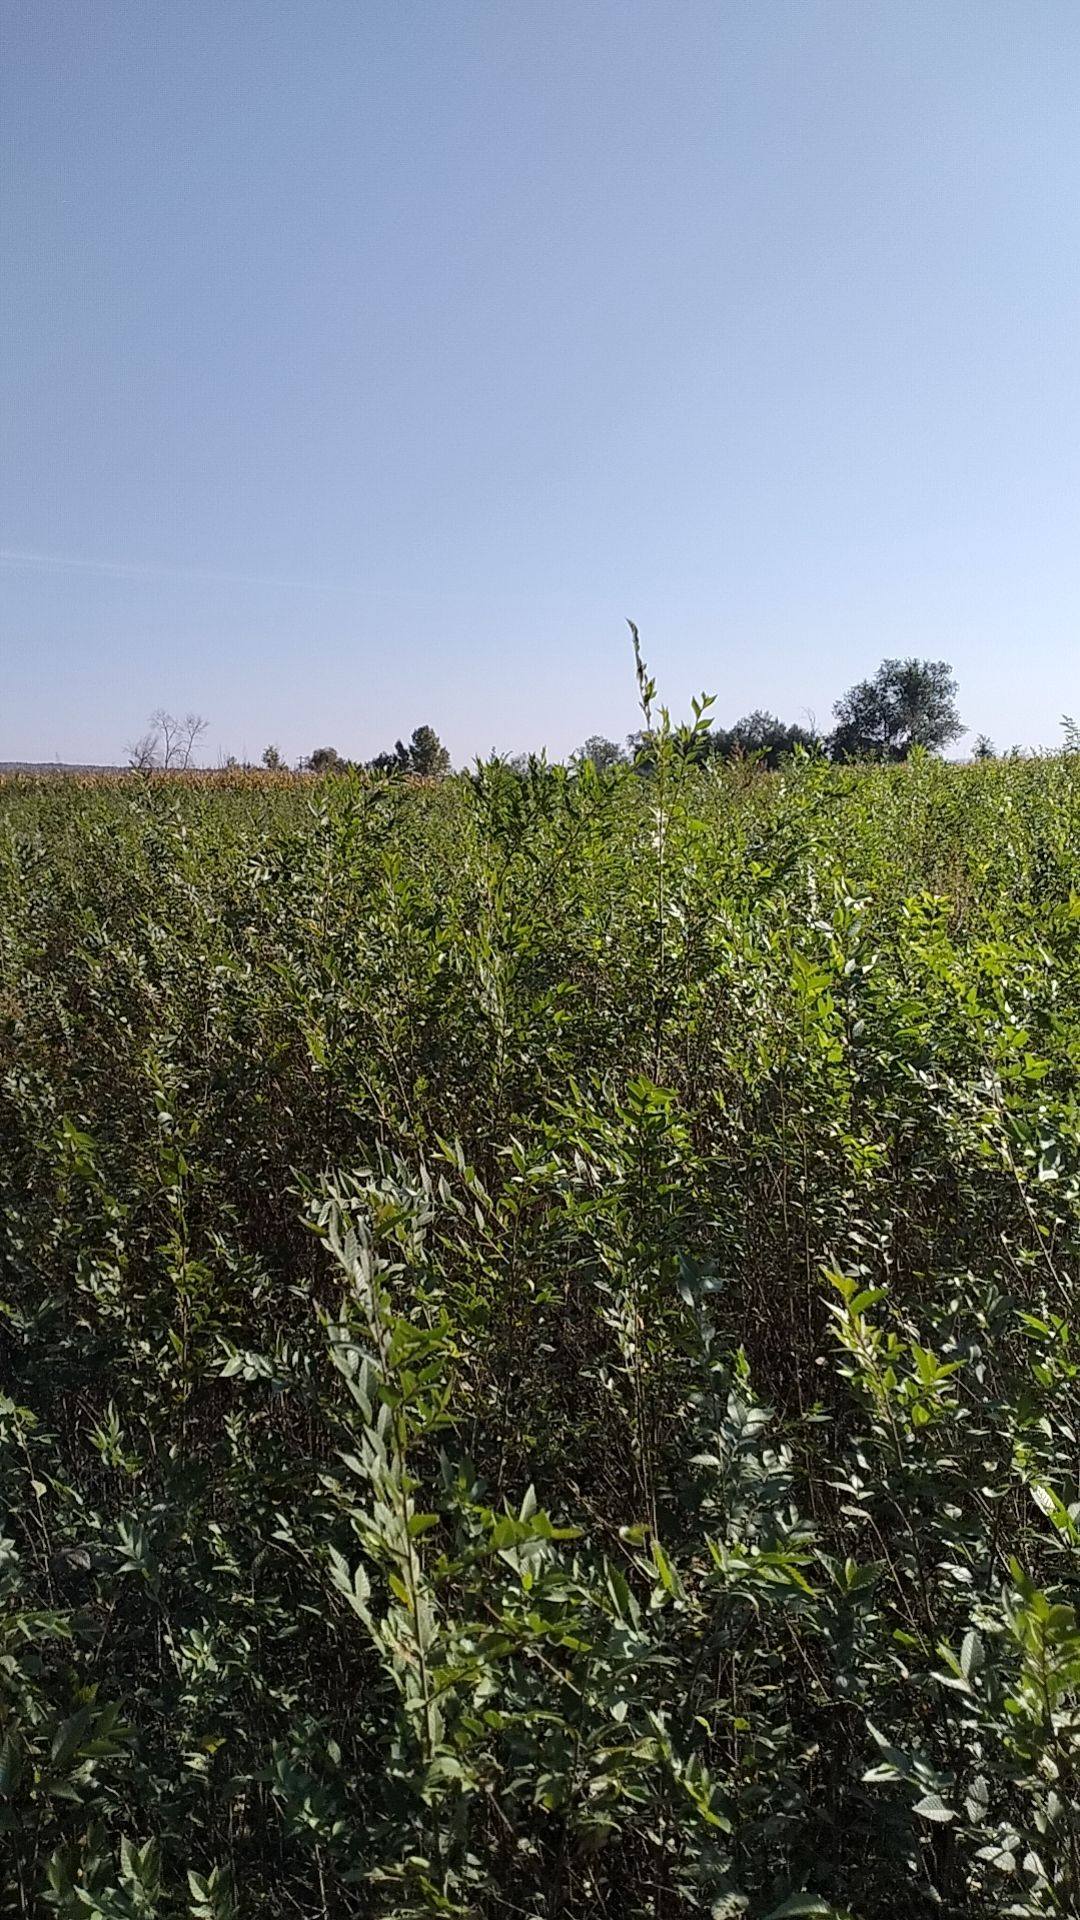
[3,740,1080,1914]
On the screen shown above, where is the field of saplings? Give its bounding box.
[4,729,1080,1918]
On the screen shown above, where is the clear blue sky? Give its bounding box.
[2,1,1078,765]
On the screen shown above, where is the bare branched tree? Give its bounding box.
[154,709,209,770]
[127,730,160,771]
[179,712,209,768]
[128,710,210,771]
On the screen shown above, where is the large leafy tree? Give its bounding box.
[368,739,411,775]
[709,711,818,769]
[306,745,345,773]
[830,658,963,762]
[575,735,626,773]
[367,730,450,777]
[408,725,451,777]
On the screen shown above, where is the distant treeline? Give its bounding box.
[305,656,973,777]
[24,654,1060,780]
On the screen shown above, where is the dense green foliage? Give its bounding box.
[3,732,1080,1918]
[829,660,964,763]
[306,727,451,779]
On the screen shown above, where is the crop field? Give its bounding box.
[4,741,1080,1918]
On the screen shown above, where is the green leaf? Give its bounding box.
[964,1774,989,1823]
[0,1732,20,1797]
[761,1896,853,1918]
[913,1793,955,1823]
[651,1539,677,1593]
[49,1705,94,1773]
[960,1629,984,1680]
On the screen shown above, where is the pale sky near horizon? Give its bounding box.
[2,2,1078,766]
